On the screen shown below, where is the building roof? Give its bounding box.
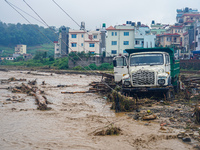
[106,26,116,30]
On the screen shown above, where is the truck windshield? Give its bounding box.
[116,57,127,66]
[130,54,164,66]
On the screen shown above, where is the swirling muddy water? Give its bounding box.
[0,71,193,150]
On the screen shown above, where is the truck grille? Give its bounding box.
[132,70,155,85]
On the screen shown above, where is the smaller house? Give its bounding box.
[15,44,27,55]
[156,33,181,47]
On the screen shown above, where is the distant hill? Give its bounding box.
[0,21,58,47]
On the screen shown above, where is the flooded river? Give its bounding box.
[0,71,194,150]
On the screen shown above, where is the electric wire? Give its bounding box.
[23,0,99,72]
[6,0,123,126]
[6,1,46,26]
[5,0,114,92]
[4,0,54,45]
[5,0,96,77]
[22,0,115,91]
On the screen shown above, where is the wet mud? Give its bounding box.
[0,71,194,150]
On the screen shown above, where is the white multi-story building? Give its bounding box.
[54,41,60,58]
[135,25,156,48]
[15,44,27,55]
[106,23,135,57]
[68,29,101,54]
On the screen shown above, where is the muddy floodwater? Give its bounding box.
[0,71,194,150]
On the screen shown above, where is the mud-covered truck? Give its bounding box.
[113,48,180,99]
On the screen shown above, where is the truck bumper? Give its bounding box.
[122,86,172,93]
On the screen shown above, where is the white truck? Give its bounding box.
[113,48,180,99]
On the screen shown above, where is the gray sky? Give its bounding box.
[0,0,200,30]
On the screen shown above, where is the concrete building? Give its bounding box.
[176,7,199,23]
[156,33,181,48]
[106,22,135,57]
[150,21,169,35]
[68,29,101,54]
[58,26,70,57]
[135,24,156,48]
[15,44,26,55]
[166,24,184,47]
[54,41,60,58]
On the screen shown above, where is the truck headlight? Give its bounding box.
[158,69,164,73]
[124,81,130,86]
[158,79,165,85]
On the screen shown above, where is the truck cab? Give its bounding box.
[123,51,171,87]
[114,48,180,99]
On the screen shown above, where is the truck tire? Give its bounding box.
[166,89,174,101]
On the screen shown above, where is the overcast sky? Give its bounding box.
[0,0,200,30]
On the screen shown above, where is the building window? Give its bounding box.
[71,34,77,38]
[141,41,144,46]
[112,32,117,36]
[135,40,140,45]
[112,41,117,45]
[56,49,59,51]
[81,34,84,38]
[89,43,95,47]
[81,43,83,47]
[90,51,95,54]
[174,37,177,43]
[124,32,129,36]
[167,37,171,42]
[123,41,129,45]
[111,50,117,54]
[93,35,97,39]
[71,43,77,47]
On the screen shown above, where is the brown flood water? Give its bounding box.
[0,71,194,150]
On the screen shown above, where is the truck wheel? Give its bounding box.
[166,90,174,101]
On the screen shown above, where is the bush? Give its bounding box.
[97,63,113,70]
[73,65,83,70]
[89,63,97,70]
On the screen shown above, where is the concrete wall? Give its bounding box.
[68,57,113,68]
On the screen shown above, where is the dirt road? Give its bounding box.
[0,70,194,150]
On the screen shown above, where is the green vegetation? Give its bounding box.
[72,63,113,71]
[0,43,54,58]
[0,50,113,71]
[0,21,57,47]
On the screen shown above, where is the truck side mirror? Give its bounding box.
[113,60,117,67]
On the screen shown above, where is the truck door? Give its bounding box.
[113,56,128,82]
[165,54,170,75]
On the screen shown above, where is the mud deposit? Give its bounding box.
[0,71,194,150]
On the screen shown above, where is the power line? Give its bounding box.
[5,0,54,44]
[7,1,46,26]
[6,0,115,92]
[22,0,109,78]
